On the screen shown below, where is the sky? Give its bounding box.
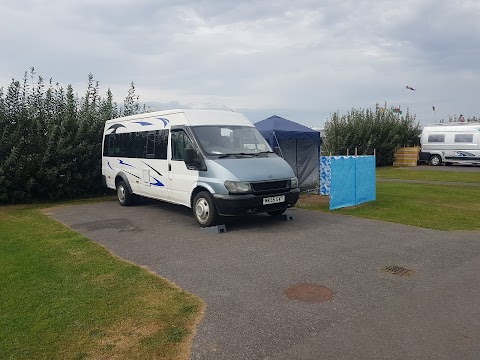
[1,0,479,128]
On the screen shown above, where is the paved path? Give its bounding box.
[49,200,480,359]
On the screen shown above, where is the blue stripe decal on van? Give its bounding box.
[446,156,478,160]
[157,118,170,128]
[150,177,164,187]
[107,124,126,134]
[108,161,114,170]
[453,151,475,157]
[123,170,142,179]
[140,161,163,177]
[119,159,135,168]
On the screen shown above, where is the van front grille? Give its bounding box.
[252,180,289,195]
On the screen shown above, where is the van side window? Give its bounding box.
[454,134,473,143]
[171,129,194,161]
[104,134,116,156]
[103,129,169,159]
[428,134,445,143]
[155,130,168,159]
[145,131,156,158]
[129,132,142,157]
[138,132,147,158]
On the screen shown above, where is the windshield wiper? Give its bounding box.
[253,151,274,156]
[218,152,256,159]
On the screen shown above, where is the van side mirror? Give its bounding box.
[184,147,207,171]
[184,147,196,165]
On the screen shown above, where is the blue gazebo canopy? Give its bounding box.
[254,115,321,142]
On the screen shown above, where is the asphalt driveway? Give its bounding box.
[49,200,480,359]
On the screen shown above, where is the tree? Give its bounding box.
[323,107,420,166]
[122,82,141,116]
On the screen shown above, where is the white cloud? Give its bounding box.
[1,0,479,126]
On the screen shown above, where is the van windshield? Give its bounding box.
[191,126,272,156]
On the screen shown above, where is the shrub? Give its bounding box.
[322,107,420,166]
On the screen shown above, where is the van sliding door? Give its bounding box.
[138,130,170,201]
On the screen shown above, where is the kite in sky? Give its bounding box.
[406,85,416,91]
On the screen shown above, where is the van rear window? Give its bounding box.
[428,134,445,142]
[454,134,473,143]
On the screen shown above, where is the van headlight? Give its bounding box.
[224,180,251,194]
[290,177,299,189]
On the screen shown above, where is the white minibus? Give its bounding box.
[102,109,300,226]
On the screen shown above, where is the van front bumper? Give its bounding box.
[212,189,300,216]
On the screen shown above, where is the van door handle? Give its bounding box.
[168,163,171,171]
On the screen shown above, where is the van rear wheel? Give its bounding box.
[193,191,219,227]
[429,155,442,166]
[117,181,134,206]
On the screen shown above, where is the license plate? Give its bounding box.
[263,195,285,205]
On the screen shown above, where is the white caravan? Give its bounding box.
[102,109,300,226]
[419,123,480,166]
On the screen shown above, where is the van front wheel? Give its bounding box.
[193,191,219,227]
[429,155,442,166]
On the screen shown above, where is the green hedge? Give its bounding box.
[0,70,140,203]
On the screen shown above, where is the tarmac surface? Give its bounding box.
[49,199,480,360]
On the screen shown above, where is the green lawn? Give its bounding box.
[298,169,480,231]
[376,167,480,183]
[0,204,204,360]
[2,168,479,358]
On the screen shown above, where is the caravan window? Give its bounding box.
[454,134,473,143]
[428,134,445,143]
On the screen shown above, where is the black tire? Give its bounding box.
[267,209,286,216]
[193,191,219,227]
[429,155,442,166]
[116,180,134,206]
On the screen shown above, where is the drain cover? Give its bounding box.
[381,265,414,276]
[285,284,333,303]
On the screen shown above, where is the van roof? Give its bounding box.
[105,109,254,127]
